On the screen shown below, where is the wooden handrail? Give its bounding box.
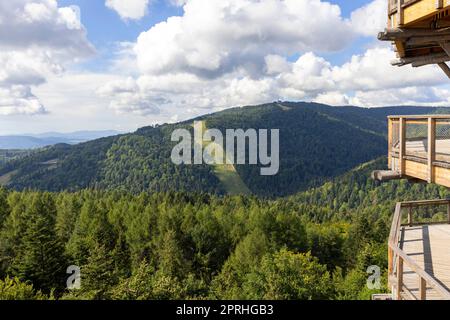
[388,115,450,119]
[388,200,450,300]
[387,115,450,186]
[390,244,450,299]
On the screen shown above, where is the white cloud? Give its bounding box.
[105,0,450,115]
[100,0,358,115]
[7,0,439,129]
[0,85,46,116]
[314,91,350,106]
[105,0,150,20]
[0,1,93,55]
[100,44,450,115]
[330,47,446,91]
[0,50,64,87]
[0,0,94,116]
[134,0,354,79]
[264,55,291,75]
[351,0,387,37]
[97,77,161,115]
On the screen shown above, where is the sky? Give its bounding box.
[1,0,450,135]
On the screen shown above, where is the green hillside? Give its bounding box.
[1,103,448,197]
[196,121,251,195]
[1,157,447,300]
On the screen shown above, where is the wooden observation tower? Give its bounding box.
[373,1,450,300]
[379,0,450,77]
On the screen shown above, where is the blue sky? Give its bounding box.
[1,0,448,135]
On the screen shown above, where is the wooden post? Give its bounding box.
[399,118,406,176]
[428,118,436,184]
[397,256,404,300]
[440,42,450,56]
[447,201,450,224]
[408,205,413,227]
[420,277,427,300]
[388,118,393,170]
[438,63,450,80]
[388,247,393,276]
[437,0,444,9]
[397,0,404,26]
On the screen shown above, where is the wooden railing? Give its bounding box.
[388,0,421,26]
[388,200,450,300]
[388,115,450,187]
[389,0,425,13]
[387,0,447,27]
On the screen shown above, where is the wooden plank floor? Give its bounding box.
[400,224,450,300]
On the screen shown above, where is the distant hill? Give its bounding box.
[0,102,449,197]
[0,130,121,149]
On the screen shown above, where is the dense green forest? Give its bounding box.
[0,150,32,166]
[3,103,448,197]
[0,157,448,300]
[2,103,450,300]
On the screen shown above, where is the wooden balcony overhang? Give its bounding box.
[373,115,450,187]
[374,116,450,299]
[382,0,450,79]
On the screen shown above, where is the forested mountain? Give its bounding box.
[1,102,448,197]
[1,103,448,300]
[1,157,447,300]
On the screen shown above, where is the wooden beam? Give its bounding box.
[397,256,404,300]
[391,52,450,67]
[372,170,402,182]
[420,277,427,300]
[397,0,404,27]
[388,247,393,277]
[399,118,406,176]
[388,118,393,170]
[447,201,450,224]
[440,41,450,56]
[438,62,450,79]
[428,118,436,184]
[400,199,450,206]
[379,28,450,41]
[412,53,450,67]
[408,205,413,227]
[389,115,450,119]
[406,34,450,45]
[395,40,406,58]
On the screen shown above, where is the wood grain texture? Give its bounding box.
[399,224,450,300]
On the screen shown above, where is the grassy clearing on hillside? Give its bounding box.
[195,121,251,195]
[0,170,18,186]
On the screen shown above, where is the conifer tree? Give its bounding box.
[12,193,66,294]
[79,243,117,300]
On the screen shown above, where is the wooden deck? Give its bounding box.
[385,116,450,187]
[400,224,450,300]
[375,115,450,300]
[388,200,450,300]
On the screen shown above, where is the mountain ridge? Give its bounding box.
[1,102,449,197]
[0,130,122,150]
